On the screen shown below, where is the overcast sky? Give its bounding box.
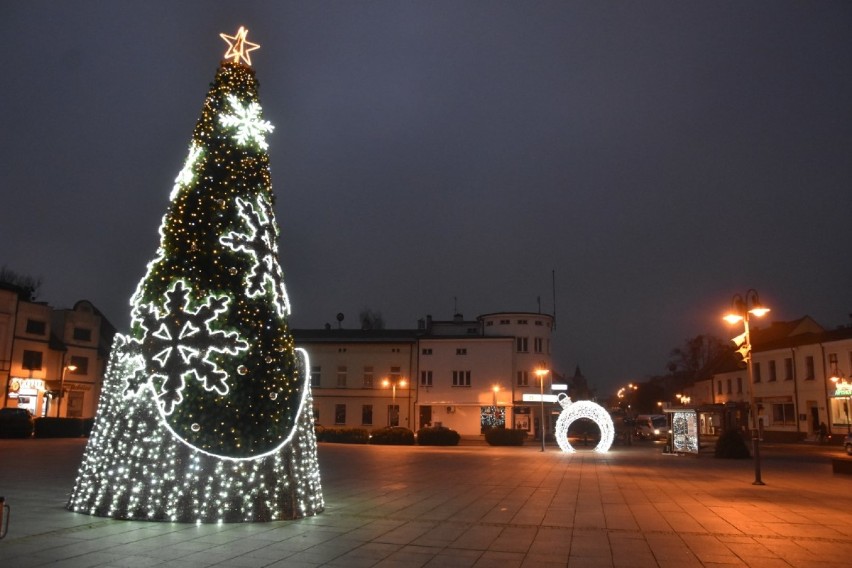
[2,1,850,395]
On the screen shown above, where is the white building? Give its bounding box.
[293,311,556,437]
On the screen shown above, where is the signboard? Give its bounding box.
[522,393,559,402]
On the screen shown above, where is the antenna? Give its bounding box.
[552,269,557,329]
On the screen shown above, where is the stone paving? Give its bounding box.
[1,437,852,567]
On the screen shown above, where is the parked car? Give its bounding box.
[634,414,669,441]
[0,407,35,438]
[844,433,852,456]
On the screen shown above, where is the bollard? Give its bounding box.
[0,496,9,540]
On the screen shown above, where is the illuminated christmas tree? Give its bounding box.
[68,28,324,523]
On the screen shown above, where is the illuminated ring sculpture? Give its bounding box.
[554,394,615,453]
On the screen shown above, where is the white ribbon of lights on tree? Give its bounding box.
[169,143,204,200]
[219,94,274,149]
[554,394,615,453]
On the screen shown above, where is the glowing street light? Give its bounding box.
[724,288,770,485]
[56,363,77,417]
[535,369,549,452]
[382,376,407,426]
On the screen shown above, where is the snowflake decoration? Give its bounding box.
[220,195,291,318]
[169,142,204,200]
[125,280,249,414]
[219,94,274,149]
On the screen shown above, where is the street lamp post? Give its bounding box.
[724,288,770,486]
[535,369,549,452]
[382,377,407,426]
[56,363,77,417]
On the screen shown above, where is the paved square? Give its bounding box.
[1,438,851,567]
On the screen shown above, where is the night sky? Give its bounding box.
[3,2,851,395]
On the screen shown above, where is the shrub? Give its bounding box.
[370,426,415,445]
[316,427,369,444]
[34,417,85,438]
[417,426,460,446]
[484,427,527,446]
[714,429,751,459]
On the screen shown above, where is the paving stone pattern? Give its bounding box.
[1,438,851,567]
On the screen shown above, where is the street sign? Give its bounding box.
[522,393,559,402]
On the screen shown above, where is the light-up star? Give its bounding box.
[220,26,260,66]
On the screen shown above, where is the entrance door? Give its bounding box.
[419,405,432,429]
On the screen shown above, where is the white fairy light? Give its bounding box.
[554,395,615,453]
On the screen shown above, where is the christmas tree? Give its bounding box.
[67,27,324,523]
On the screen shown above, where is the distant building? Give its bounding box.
[293,311,555,437]
[0,283,116,418]
[688,316,852,441]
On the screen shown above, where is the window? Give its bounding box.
[805,356,815,380]
[772,403,796,425]
[337,347,347,353]
[486,321,493,326]
[69,356,89,375]
[768,360,777,382]
[73,327,92,342]
[717,380,722,395]
[535,320,543,326]
[388,404,400,427]
[517,319,528,325]
[361,404,373,426]
[25,319,46,335]
[516,337,528,353]
[534,338,543,353]
[22,350,43,370]
[420,370,433,387]
[310,366,321,388]
[313,407,319,423]
[829,353,838,375]
[422,348,433,355]
[518,371,529,386]
[726,379,732,394]
[499,319,510,325]
[737,377,743,393]
[452,370,471,387]
[363,366,374,388]
[753,362,762,383]
[334,404,346,425]
[456,348,467,355]
[784,358,793,381]
[337,366,347,388]
[390,366,401,383]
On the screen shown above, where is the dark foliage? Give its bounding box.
[484,427,527,446]
[416,426,460,446]
[369,426,415,445]
[714,429,751,459]
[34,417,85,438]
[315,427,369,444]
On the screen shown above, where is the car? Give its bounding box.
[845,433,852,456]
[634,414,669,441]
[0,407,35,438]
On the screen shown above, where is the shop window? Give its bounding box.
[772,403,796,425]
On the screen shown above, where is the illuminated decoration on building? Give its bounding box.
[554,395,615,453]
[67,29,323,522]
[220,26,260,66]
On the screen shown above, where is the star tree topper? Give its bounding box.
[220,26,260,66]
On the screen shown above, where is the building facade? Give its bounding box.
[690,317,852,441]
[293,311,556,437]
[1,284,115,419]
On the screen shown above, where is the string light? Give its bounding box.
[67,33,323,522]
[554,395,615,453]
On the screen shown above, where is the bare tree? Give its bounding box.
[0,265,42,301]
[359,308,385,330]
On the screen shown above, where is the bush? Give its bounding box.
[484,427,527,446]
[417,426,460,446]
[34,417,85,438]
[370,426,415,445]
[316,427,369,444]
[714,429,751,459]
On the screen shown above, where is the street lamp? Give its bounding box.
[617,383,638,410]
[724,288,770,486]
[56,363,77,417]
[381,377,407,426]
[535,369,549,452]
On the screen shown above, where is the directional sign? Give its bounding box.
[522,393,559,402]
